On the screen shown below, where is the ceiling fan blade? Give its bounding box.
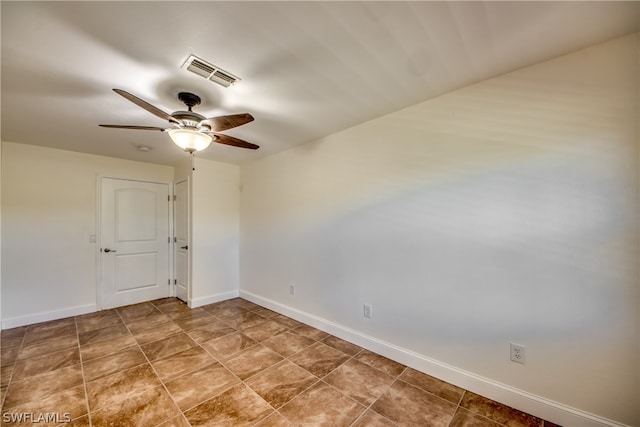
[112,89,181,125]
[201,113,254,132]
[212,133,259,150]
[99,124,166,131]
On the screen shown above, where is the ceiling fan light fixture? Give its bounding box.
[100,89,258,151]
[168,128,212,153]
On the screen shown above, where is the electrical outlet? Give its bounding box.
[510,343,526,364]
[289,285,295,295]
[363,304,372,319]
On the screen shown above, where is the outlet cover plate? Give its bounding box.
[510,342,526,364]
[363,304,372,319]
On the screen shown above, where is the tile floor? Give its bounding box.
[1,298,560,427]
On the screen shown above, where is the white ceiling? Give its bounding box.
[2,1,638,166]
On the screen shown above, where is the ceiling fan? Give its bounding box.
[99,89,259,153]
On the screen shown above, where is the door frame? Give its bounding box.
[96,175,174,310]
[173,177,191,304]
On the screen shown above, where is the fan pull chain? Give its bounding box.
[191,152,195,171]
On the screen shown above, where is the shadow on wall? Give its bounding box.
[240,33,639,424]
[293,148,632,338]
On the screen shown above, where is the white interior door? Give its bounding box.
[174,179,190,303]
[101,177,170,309]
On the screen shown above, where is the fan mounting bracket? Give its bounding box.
[178,92,201,110]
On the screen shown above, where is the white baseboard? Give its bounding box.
[240,290,629,427]
[1,289,241,328]
[189,290,239,308]
[1,304,97,329]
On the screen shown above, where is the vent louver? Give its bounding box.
[181,54,240,88]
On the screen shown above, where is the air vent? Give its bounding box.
[181,54,240,88]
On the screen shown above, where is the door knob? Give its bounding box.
[103,248,117,253]
[181,245,189,250]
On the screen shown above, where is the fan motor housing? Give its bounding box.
[171,111,206,128]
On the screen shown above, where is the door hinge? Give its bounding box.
[168,237,171,244]
[174,237,177,243]
[174,279,177,285]
[168,279,171,285]
[173,195,177,201]
[168,195,170,202]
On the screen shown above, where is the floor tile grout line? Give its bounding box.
[178,329,247,415]
[343,351,406,427]
[0,330,25,412]
[234,302,413,427]
[280,324,469,427]
[5,333,25,398]
[447,387,540,427]
[116,303,187,427]
[445,389,467,427]
[237,304,529,427]
[239,306,328,426]
[151,299,280,421]
[179,300,300,424]
[5,318,91,422]
[322,341,408,421]
[5,299,557,427]
[184,306,305,418]
[49,304,370,425]
[2,322,82,416]
[80,304,173,421]
[350,376,404,427]
[74,315,93,427]
[147,299,222,425]
[195,302,336,425]
[146,300,476,422]
[90,301,356,425]
[258,326,375,426]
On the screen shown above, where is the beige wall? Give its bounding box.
[0,142,175,325]
[0,140,3,326]
[1,145,242,323]
[1,33,637,426]
[190,158,240,305]
[173,157,241,306]
[239,34,639,425]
